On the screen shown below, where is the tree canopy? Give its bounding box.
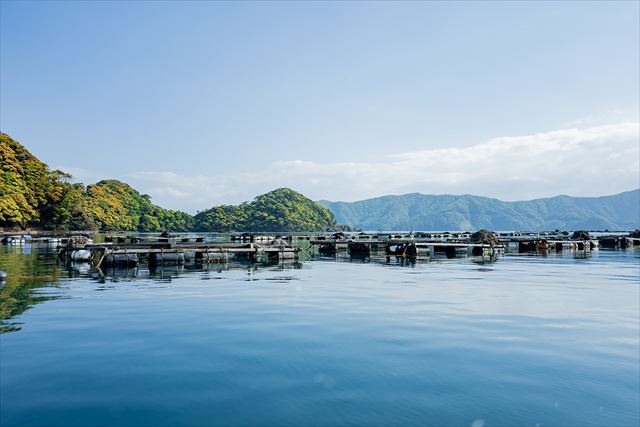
[1,134,192,231]
[193,188,339,232]
[1,133,59,226]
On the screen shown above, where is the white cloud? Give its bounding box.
[128,122,640,212]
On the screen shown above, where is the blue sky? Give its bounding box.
[1,1,638,212]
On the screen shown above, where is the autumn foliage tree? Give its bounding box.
[2,133,341,232]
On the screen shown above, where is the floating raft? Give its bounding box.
[310,236,601,257]
[60,241,300,267]
[597,235,640,248]
[311,239,504,257]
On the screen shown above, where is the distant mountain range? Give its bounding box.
[319,190,640,231]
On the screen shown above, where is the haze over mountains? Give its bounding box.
[319,190,640,231]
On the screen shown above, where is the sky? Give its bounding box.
[1,1,639,212]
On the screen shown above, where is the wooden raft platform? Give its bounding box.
[310,237,598,257]
[61,241,300,267]
[310,239,505,257]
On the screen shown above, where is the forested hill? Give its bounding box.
[1,133,339,232]
[319,190,640,231]
[1,133,194,231]
[193,188,339,232]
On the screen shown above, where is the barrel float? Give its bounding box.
[149,252,185,265]
[319,243,337,254]
[101,253,139,267]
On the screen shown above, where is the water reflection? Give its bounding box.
[0,245,63,332]
[312,252,500,267]
[1,241,639,426]
[95,260,304,284]
[0,243,309,331]
[469,254,499,265]
[0,241,634,334]
[66,261,93,276]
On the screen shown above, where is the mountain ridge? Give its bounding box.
[319,189,640,231]
[319,189,639,205]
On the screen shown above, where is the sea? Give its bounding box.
[1,235,638,427]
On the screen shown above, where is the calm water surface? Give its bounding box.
[0,244,638,426]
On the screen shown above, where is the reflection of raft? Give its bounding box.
[385,243,417,257]
[70,249,92,262]
[348,242,371,255]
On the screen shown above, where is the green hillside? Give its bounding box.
[1,133,192,231]
[1,133,339,232]
[83,180,193,232]
[0,132,89,229]
[320,190,640,231]
[194,188,339,232]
